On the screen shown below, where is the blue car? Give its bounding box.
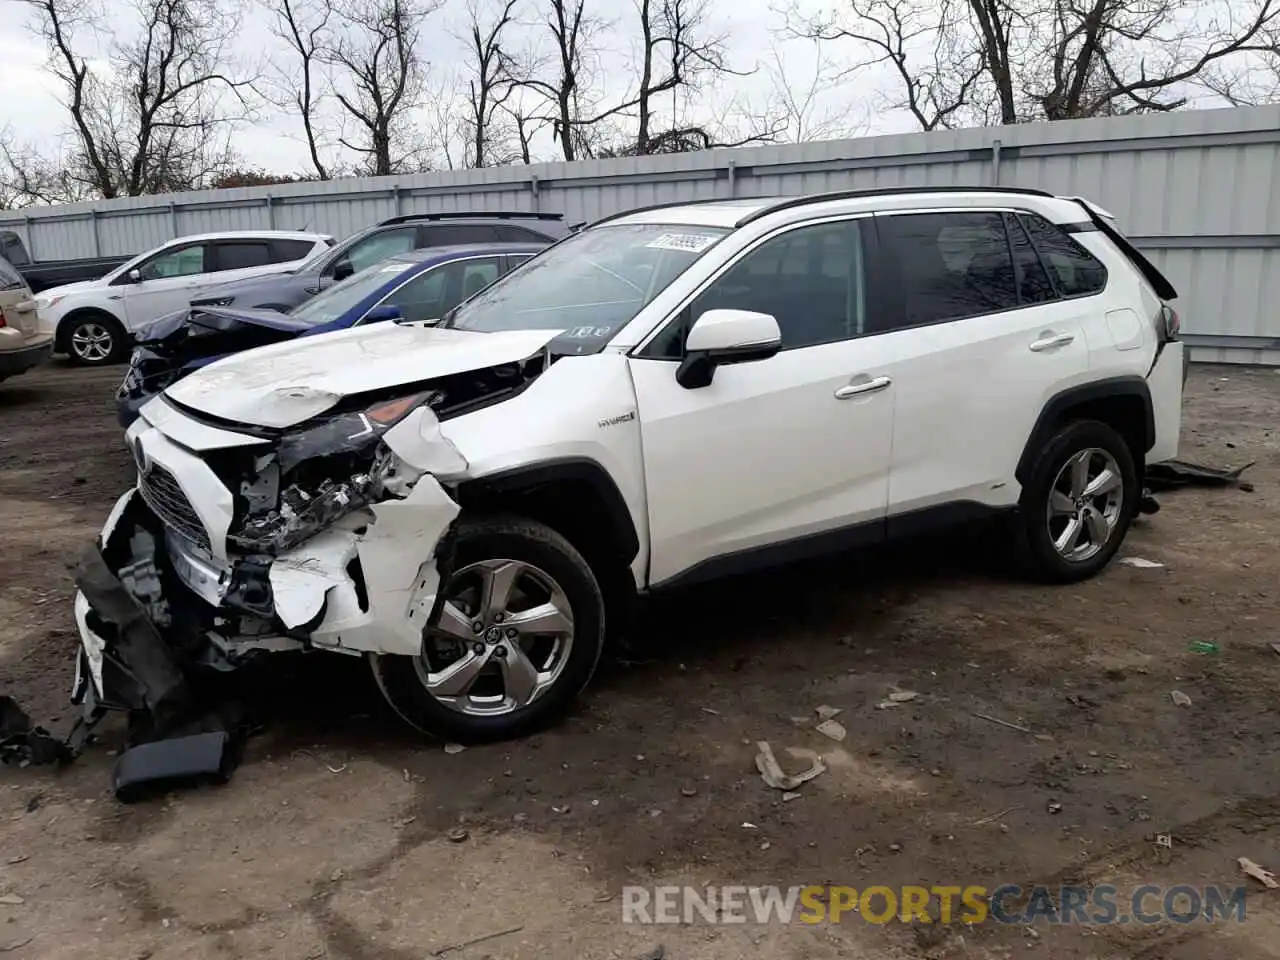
[115,242,545,427]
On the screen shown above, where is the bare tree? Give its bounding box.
[630,0,745,153]
[325,0,439,175]
[762,39,865,142]
[18,0,255,198]
[788,0,1280,128]
[270,0,334,179]
[458,0,523,167]
[514,0,611,161]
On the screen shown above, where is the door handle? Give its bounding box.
[834,375,892,399]
[1029,332,1074,352]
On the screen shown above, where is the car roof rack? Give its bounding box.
[735,185,1056,226]
[377,211,566,226]
[587,197,745,228]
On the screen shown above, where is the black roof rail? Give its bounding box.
[734,185,1057,226]
[377,210,566,226]
[587,197,742,229]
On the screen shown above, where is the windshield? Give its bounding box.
[289,258,414,326]
[444,222,730,350]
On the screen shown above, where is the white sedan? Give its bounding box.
[35,230,334,365]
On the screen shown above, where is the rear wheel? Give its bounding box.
[369,516,606,742]
[1014,419,1138,582]
[63,313,127,366]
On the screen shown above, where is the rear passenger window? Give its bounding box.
[428,225,500,245]
[878,212,1018,326]
[215,242,273,271]
[494,225,553,242]
[1020,214,1107,296]
[1005,214,1056,305]
[272,239,319,261]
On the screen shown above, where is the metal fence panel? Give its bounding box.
[5,104,1280,361]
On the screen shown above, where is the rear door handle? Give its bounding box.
[834,375,892,399]
[1030,332,1074,352]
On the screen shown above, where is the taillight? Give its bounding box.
[1159,304,1179,339]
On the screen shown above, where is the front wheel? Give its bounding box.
[369,516,606,743]
[1014,419,1139,583]
[63,313,128,366]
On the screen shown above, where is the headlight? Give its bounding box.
[277,391,443,471]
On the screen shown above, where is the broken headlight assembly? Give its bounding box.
[228,390,449,556]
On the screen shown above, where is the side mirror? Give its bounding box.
[332,259,354,282]
[362,303,402,325]
[128,268,143,283]
[676,309,782,389]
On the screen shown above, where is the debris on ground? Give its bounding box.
[782,791,801,802]
[973,806,1018,826]
[0,696,74,768]
[1145,459,1256,491]
[1270,641,1280,657]
[1120,557,1165,569]
[1170,690,1193,707]
[0,936,34,953]
[446,827,469,843]
[0,896,24,906]
[742,822,758,829]
[815,704,843,720]
[1047,800,1063,814]
[815,719,847,742]
[636,945,665,960]
[429,924,525,957]
[292,749,347,773]
[1187,640,1219,655]
[876,689,919,709]
[1238,857,1279,889]
[443,743,466,755]
[754,740,826,791]
[973,712,1031,733]
[679,784,698,797]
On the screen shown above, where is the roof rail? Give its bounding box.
[587,197,739,228]
[377,211,565,226]
[734,185,1056,226]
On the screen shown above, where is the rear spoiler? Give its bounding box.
[1069,197,1178,301]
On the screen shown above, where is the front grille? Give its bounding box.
[137,463,211,551]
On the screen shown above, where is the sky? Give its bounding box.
[0,0,921,177]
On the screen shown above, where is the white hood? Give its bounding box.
[162,322,562,428]
[37,279,100,300]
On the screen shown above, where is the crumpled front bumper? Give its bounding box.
[72,407,466,711]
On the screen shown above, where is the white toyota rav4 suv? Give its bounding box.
[71,187,1185,744]
[35,230,333,366]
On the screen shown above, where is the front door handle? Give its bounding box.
[834,375,892,399]
[1030,332,1074,352]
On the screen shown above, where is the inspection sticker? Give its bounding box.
[645,233,720,253]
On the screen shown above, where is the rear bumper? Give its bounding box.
[0,335,53,377]
[1147,340,1185,466]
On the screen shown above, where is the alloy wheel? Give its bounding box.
[415,558,575,716]
[70,322,114,363]
[1046,447,1124,562]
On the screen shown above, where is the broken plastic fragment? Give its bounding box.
[382,405,469,478]
[754,740,826,791]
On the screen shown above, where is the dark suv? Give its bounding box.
[190,211,572,313]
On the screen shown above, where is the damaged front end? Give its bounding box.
[73,350,547,795]
[117,307,314,429]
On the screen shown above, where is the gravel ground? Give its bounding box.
[1,360,1278,960]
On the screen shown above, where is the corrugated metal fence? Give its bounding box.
[5,105,1280,362]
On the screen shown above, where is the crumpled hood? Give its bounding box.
[192,271,314,308]
[162,322,563,428]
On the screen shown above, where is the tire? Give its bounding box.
[1014,419,1139,583]
[61,312,128,366]
[369,515,606,743]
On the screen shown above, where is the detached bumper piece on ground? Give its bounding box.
[66,542,248,802]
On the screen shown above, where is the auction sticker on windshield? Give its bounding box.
[645,233,721,253]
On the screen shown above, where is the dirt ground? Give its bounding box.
[1,361,1279,960]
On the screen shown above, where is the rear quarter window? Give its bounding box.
[1019,214,1108,297]
[272,238,321,261]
